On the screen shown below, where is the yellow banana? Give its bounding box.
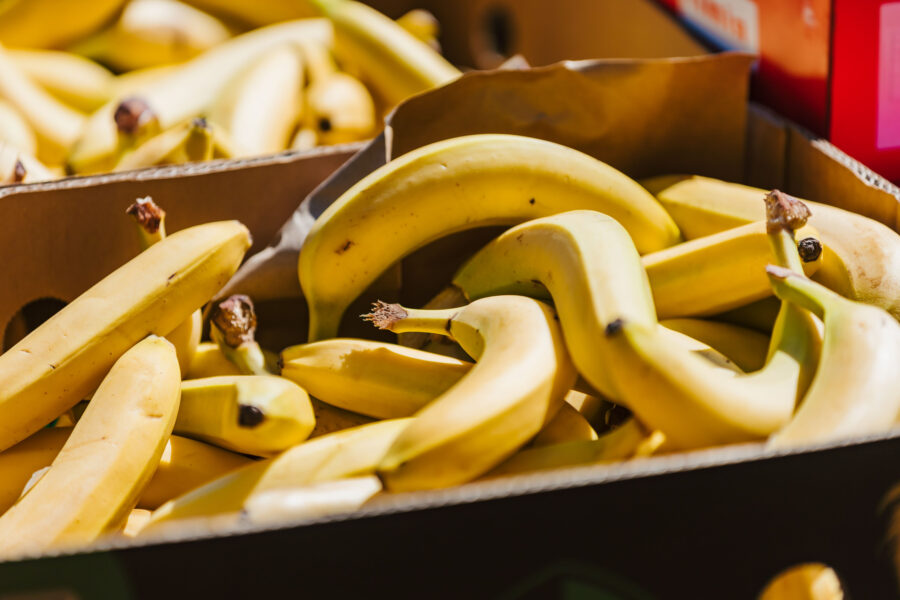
[68,18,331,174]
[280,338,472,419]
[0,336,180,558]
[8,49,113,113]
[127,196,202,373]
[300,134,681,341]
[176,375,315,457]
[643,174,900,321]
[0,220,250,452]
[758,563,845,600]
[185,342,242,378]
[143,418,411,529]
[713,297,781,334]
[365,295,577,491]
[114,117,222,171]
[0,0,127,49]
[120,509,153,538]
[209,294,272,375]
[0,427,252,513]
[179,0,317,27]
[241,475,381,526]
[70,0,232,72]
[395,9,441,52]
[0,44,85,165]
[531,402,598,447]
[0,98,36,155]
[643,220,822,318]
[0,141,55,184]
[310,0,459,106]
[564,389,613,432]
[661,318,771,373]
[208,43,304,157]
[290,127,317,151]
[766,263,900,447]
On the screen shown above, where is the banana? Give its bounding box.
[143,418,411,530]
[0,220,250,452]
[365,295,577,491]
[8,49,113,113]
[176,375,315,457]
[208,43,304,157]
[68,18,331,174]
[71,0,232,72]
[185,342,242,378]
[0,98,36,155]
[290,127,317,151]
[300,134,681,341]
[0,141,55,184]
[643,174,900,321]
[484,419,665,480]
[0,427,253,514]
[0,44,85,165]
[531,402,598,447]
[714,297,781,334]
[766,263,900,447]
[114,117,222,171]
[241,475,382,526]
[179,0,317,27]
[0,336,180,558]
[564,389,613,432]
[396,9,441,52]
[127,196,202,373]
[209,295,273,376]
[121,509,153,538]
[0,0,126,49]
[758,563,845,600]
[280,338,472,419]
[308,398,373,438]
[661,318,770,372]
[310,0,459,106]
[598,191,823,448]
[643,220,823,318]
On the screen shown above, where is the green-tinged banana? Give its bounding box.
[208,43,304,157]
[643,174,900,321]
[127,196,202,373]
[531,402,597,447]
[0,0,127,49]
[0,336,180,558]
[0,141,55,184]
[69,18,331,174]
[766,263,900,447]
[0,44,85,165]
[396,9,441,52]
[0,98,36,155]
[280,338,472,419]
[299,39,375,146]
[758,563,845,600]
[71,0,232,72]
[661,318,770,372]
[0,427,252,513]
[176,375,315,457]
[300,134,681,341]
[114,117,220,171]
[310,0,459,107]
[484,419,665,480]
[9,49,113,113]
[241,475,381,526]
[143,418,411,529]
[365,295,577,491]
[209,295,272,375]
[643,220,823,318]
[0,220,250,452]
[186,342,242,378]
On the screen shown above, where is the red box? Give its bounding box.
[659,0,900,184]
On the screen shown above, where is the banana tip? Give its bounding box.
[798,237,823,263]
[765,264,797,280]
[362,301,407,330]
[604,318,625,336]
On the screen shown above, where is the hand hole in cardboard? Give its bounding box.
[3,297,67,351]
[482,5,515,60]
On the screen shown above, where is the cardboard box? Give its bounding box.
[657,0,900,184]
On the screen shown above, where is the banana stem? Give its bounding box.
[766,266,833,320]
[362,301,459,336]
[126,196,166,250]
[185,118,214,163]
[210,295,273,375]
[765,189,810,273]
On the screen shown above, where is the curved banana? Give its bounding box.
[120,509,153,538]
[643,174,900,321]
[185,342,242,378]
[70,0,232,72]
[0,220,250,452]
[209,43,304,157]
[0,0,126,49]
[144,418,411,530]
[209,295,272,376]
[310,0,459,106]
[531,402,598,447]
[127,196,202,373]
[365,295,577,491]
[766,265,900,447]
[8,49,113,112]
[0,44,85,165]
[0,98,36,155]
[68,18,331,174]
[241,475,381,526]
[0,336,180,558]
[300,134,682,341]
[660,318,770,373]
[280,338,472,419]
[176,375,315,457]
[0,427,252,513]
